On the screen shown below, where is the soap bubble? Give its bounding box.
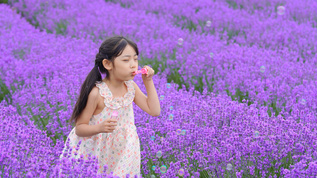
[181,129,186,135]
[209,52,214,58]
[160,95,165,100]
[226,163,233,171]
[160,165,167,173]
[151,165,156,170]
[206,20,211,27]
[178,38,183,45]
[150,136,155,141]
[260,66,265,73]
[166,83,171,88]
[168,114,174,120]
[254,131,260,138]
[277,6,285,15]
[178,168,185,176]
[156,151,162,158]
[176,129,182,135]
[170,106,174,110]
[160,137,164,142]
[300,98,307,105]
[150,175,156,178]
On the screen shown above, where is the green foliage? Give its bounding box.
[12,48,27,60]
[0,78,23,105]
[55,20,68,35]
[0,0,8,4]
[23,99,69,146]
[119,2,130,8]
[173,15,198,32]
[225,0,238,9]
[0,78,11,104]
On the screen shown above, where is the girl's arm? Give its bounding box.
[75,87,101,137]
[132,79,161,116]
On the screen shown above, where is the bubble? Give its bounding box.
[160,137,164,142]
[209,52,214,58]
[160,95,165,100]
[178,38,183,45]
[170,106,174,110]
[156,151,162,158]
[254,131,260,138]
[151,165,156,171]
[277,6,285,15]
[150,136,155,141]
[300,98,307,105]
[226,163,233,171]
[178,168,185,176]
[176,129,182,135]
[150,175,156,178]
[168,114,174,120]
[206,20,211,27]
[160,165,167,173]
[181,129,186,135]
[260,66,265,73]
[166,83,171,88]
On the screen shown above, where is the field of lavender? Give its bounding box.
[0,0,316,177]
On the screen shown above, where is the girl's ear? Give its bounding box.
[102,59,113,71]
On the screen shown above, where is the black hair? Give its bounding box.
[69,35,139,126]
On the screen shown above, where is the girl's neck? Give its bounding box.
[102,78,126,89]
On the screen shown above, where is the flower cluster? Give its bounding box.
[1,0,317,177]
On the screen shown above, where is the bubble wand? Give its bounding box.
[109,110,118,135]
[112,110,118,120]
[133,67,148,75]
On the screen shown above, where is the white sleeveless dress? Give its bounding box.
[59,80,141,177]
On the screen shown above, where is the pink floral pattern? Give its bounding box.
[60,80,141,178]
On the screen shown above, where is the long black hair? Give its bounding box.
[69,35,139,126]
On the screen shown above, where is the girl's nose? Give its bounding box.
[131,62,137,69]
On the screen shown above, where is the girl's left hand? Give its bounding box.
[142,65,155,81]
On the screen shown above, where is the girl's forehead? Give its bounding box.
[121,45,136,55]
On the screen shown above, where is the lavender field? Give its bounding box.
[0,0,317,177]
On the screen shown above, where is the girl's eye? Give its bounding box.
[123,60,129,61]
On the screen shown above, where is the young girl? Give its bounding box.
[59,36,161,177]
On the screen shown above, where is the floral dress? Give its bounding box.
[59,79,141,177]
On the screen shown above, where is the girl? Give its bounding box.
[59,36,161,177]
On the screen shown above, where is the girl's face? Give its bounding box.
[112,45,139,81]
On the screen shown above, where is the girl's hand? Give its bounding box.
[142,65,155,81]
[97,118,118,133]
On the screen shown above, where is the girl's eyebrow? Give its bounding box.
[122,54,138,58]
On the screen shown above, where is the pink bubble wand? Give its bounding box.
[112,110,118,120]
[109,110,118,135]
[133,67,148,75]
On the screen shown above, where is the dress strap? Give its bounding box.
[95,80,135,110]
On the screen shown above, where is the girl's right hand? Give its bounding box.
[97,119,118,133]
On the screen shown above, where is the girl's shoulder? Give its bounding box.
[90,86,101,97]
[91,84,104,103]
[129,80,136,88]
